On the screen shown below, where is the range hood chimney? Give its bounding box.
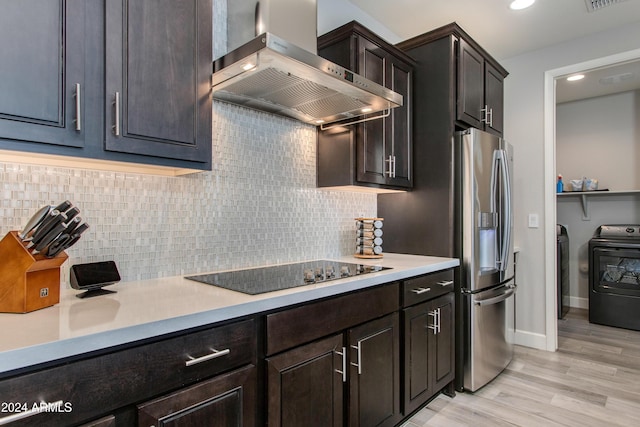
[213,0,403,126]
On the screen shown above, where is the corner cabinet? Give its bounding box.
[0,0,212,173]
[317,21,415,191]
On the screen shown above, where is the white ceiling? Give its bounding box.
[347,0,640,60]
[347,0,640,103]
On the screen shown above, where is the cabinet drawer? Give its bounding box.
[0,318,256,426]
[266,283,399,355]
[402,269,454,307]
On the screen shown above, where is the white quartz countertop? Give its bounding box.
[0,253,458,377]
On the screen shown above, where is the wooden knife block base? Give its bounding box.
[0,231,68,313]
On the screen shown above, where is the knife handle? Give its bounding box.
[45,223,89,257]
[64,216,82,233]
[29,210,61,244]
[18,205,52,240]
[53,200,73,213]
[64,207,80,221]
[45,234,71,257]
[34,222,67,253]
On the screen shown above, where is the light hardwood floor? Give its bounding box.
[403,308,640,427]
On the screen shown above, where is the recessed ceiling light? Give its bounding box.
[566,74,585,81]
[510,0,535,10]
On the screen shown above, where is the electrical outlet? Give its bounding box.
[528,213,539,228]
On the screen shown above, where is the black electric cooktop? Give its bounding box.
[185,260,391,295]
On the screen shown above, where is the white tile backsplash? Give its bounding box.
[0,102,376,285]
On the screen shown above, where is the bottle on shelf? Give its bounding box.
[557,174,564,193]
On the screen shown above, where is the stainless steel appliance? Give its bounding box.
[457,128,515,392]
[185,260,390,295]
[589,225,640,331]
[212,0,402,125]
[378,127,515,392]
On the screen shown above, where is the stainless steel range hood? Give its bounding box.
[212,1,403,126]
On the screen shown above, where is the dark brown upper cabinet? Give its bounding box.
[0,0,212,173]
[317,21,415,191]
[0,0,91,148]
[105,0,212,164]
[457,38,506,136]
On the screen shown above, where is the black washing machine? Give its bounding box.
[589,225,640,331]
[557,225,570,319]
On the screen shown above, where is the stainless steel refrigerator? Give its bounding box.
[457,128,515,392]
[378,127,515,392]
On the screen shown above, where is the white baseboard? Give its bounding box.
[569,296,588,309]
[514,329,548,351]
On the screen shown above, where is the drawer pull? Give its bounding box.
[411,287,431,294]
[185,348,230,367]
[0,400,63,425]
[438,280,454,287]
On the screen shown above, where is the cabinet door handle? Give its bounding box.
[350,343,362,375]
[437,307,442,334]
[0,400,63,425]
[113,92,120,136]
[428,310,438,334]
[73,83,81,131]
[335,346,347,382]
[385,155,393,177]
[185,348,230,367]
[438,280,454,288]
[411,287,431,294]
[481,105,494,127]
[392,155,397,178]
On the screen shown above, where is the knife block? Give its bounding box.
[0,231,68,313]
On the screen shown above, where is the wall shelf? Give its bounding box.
[557,190,640,219]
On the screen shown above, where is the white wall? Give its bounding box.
[557,91,640,191]
[501,21,640,350]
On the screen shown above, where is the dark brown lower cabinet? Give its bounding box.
[80,415,116,427]
[348,313,402,427]
[266,334,344,427]
[266,313,401,427]
[137,364,257,427]
[403,293,455,414]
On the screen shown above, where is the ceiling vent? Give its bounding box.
[585,0,628,12]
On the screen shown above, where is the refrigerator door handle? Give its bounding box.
[475,288,515,306]
[495,149,512,272]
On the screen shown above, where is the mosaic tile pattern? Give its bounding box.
[0,102,376,285]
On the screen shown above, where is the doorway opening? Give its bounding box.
[544,48,640,351]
